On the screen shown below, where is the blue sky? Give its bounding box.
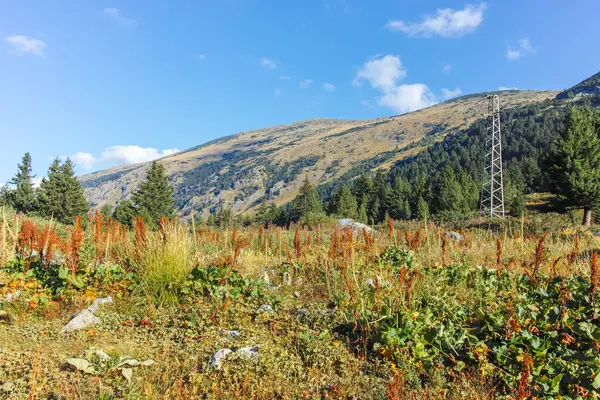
[1,0,599,184]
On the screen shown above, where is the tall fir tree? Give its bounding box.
[37,158,64,221]
[113,200,137,228]
[132,161,175,224]
[291,175,323,222]
[9,152,37,213]
[61,159,90,222]
[37,158,89,223]
[331,186,358,218]
[547,106,600,225]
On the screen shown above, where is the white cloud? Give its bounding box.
[71,152,97,169]
[352,55,406,91]
[6,35,46,56]
[379,84,437,114]
[506,37,537,61]
[443,64,452,73]
[65,146,180,170]
[498,86,519,91]
[31,177,42,189]
[386,3,486,38]
[196,54,207,61]
[260,57,276,69]
[300,79,313,88]
[280,76,291,80]
[441,87,462,100]
[353,54,458,114]
[274,88,281,97]
[506,48,521,61]
[104,8,138,28]
[322,82,336,92]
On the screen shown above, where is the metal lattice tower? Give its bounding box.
[480,94,505,218]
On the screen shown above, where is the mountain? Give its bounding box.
[556,71,600,100]
[80,90,558,217]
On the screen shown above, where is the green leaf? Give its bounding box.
[593,371,600,390]
[550,373,563,393]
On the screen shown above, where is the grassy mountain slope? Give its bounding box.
[80,90,557,217]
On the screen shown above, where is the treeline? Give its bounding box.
[1,155,176,228]
[231,96,600,227]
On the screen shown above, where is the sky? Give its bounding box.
[1,0,599,185]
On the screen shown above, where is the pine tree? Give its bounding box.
[132,161,175,224]
[357,197,368,223]
[113,200,137,228]
[9,152,37,213]
[331,186,358,218]
[37,158,64,221]
[61,159,90,222]
[416,196,429,221]
[291,176,323,222]
[547,107,600,225]
[37,158,89,223]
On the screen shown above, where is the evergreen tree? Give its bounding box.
[547,107,600,225]
[61,158,90,222]
[38,158,89,223]
[290,176,323,222]
[113,200,137,228]
[38,158,65,221]
[331,186,358,218]
[357,196,368,223]
[436,166,470,217]
[9,152,37,213]
[100,204,113,218]
[132,161,175,224]
[416,196,429,221]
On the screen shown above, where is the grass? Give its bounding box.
[1,210,600,398]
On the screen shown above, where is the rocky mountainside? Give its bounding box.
[80,90,558,217]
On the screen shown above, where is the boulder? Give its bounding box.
[337,218,374,234]
[444,231,463,241]
[235,345,260,361]
[209,348,233,370]
[60,310,100,334]
[60,297,113,334]
[257,304,273,313]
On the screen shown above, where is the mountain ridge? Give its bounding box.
[80,88,564,217]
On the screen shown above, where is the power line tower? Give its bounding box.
[480,94,505,218]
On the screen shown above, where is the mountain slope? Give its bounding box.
[80,90,557,217]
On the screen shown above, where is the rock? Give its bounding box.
[209,348,233,370]
[220,330,241,339]
[60,297,112,334]
[444,231,463,241]
[235,345,260,361]
[60,310,100,334]
[337,218,374,234]
[87,297,112,313]
[257,304,273,313]
[263,271,270,285]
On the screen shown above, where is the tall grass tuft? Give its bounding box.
[135,218,193,306]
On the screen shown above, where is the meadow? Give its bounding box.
[1,207,600,399]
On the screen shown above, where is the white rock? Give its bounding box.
[220,330,241,339]
[209,348,233,370]
[257,304,273,313]
[235,345,260,361]
[60,310,100,334]
[87,297,112,313]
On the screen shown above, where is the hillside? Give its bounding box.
[80,90,556,217]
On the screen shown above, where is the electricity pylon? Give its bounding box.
[480,94,505,218]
